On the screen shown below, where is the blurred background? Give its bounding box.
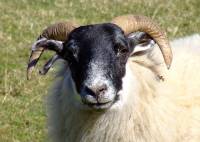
[0,0,199,141]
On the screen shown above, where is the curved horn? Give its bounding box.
[27,21,79,80]
[111,15,172,69]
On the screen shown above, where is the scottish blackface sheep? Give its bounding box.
[27,15,200,142]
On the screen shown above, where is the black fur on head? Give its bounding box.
[59,23,133,109]
[35,23,154,109]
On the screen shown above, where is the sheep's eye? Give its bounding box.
[71,48,78,57]
[116,46,128,56]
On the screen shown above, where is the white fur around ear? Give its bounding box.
[127,32,156,55]
[132,40,155,54]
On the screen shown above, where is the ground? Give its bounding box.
[0,0,200,141]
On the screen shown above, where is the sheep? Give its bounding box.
[27,15,200,142]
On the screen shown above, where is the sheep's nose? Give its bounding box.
[86,84,107,97]
[82,84,108,104]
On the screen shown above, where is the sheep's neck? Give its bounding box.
[60,62,176,142]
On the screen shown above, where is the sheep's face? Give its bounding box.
[61,23,154,110]
[29,17,168,110]
[62,23,131,109]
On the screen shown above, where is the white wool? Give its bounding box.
[47,34,200,142]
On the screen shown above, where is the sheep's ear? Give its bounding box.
[30,39,65,76]
[127,32,155,56]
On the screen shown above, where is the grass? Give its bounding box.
[0,0,199,141]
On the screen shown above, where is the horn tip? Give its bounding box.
[27,74,31,80]
[27,68,33,80]
[167,54,173,70]
[167,64,171,70]
[39,69,46,75]
[166,58,172,69]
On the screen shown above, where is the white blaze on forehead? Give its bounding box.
[85,61,107,85]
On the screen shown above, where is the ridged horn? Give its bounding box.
[111,15,172,69]
[27,21,79,80]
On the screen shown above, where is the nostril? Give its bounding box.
[97,84,107,94]
[85,86,96,97]
[82,84,110,104]
[85,84,107,97]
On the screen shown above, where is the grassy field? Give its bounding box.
[0,0,199,141]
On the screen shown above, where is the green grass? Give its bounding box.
[0,0,199,141]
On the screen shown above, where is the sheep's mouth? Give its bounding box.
[86,101,113,109]
[83,94,120,110]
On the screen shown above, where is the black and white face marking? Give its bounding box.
[61,23,131,109]
[53,24,155,110]
[30,22,157,110]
